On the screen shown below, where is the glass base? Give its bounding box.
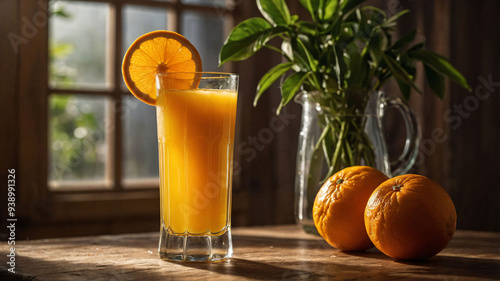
[297,219,320,236]
[158,225,232,262]
[302,224,320,235]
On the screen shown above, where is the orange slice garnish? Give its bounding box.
[122,30,202,105]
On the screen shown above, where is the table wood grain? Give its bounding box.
[1,225,499,280]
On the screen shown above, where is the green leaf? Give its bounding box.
[354,8,371,41]
[219,18,273,66]
[333,44,347,88]
[339,22,356,42]
[346,52,367,87]
[399,53,417,77]
[277,72,310,114]
[392,30,417,50]
[299,0,320,21]
[365,31,387,65]
[294,37,317,72]
[257,0,291,27]
[329,14,343,39]
[255,62,295,106]
[424,64,445,99]
[323,0,339,21]
[296,21,317,37]
[382,9,409,29]
[281,39,293,61]
[363,6,386,25]
[382,52,423,94]
[407,42,424,53]
[395,78,411,100]
[409,49,471,91]
[340,0,364,15]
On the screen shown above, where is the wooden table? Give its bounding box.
[2,225,499,280]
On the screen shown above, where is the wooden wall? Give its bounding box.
[0,0,20,236]
[399,0,499,231]
[447,1,500,231]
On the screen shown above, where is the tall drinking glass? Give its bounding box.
[156,72,238,262]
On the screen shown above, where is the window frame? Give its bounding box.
[10,0,236,238]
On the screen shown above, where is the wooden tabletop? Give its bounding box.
[1,225,499,280]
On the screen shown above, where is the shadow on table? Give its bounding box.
[233,234,332,250]
[397,255,500,280]
[345,249,500,280]
[10,254,403,281]
[231,234,500,280]
[0,268,33,281]
[181,258,307,280]
[179,258,394,280]
[16,233,159,250]
[9,230,500,281]
[9,252,498,281]
[9,255,341,281]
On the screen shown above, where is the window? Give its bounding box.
[49,0,231,189]
[12,0,235,238]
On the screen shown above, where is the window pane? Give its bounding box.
[181,0,229,8]
[121,4,169,91]
[49,1,110,90]
[49,95,108,183]
[181,11,225,71]
[122,96,159,182]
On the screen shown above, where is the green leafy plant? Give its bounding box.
[219,0,470,178]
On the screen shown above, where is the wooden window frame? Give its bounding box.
[2,0,235,238]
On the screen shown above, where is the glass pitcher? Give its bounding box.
[294,90,420,234]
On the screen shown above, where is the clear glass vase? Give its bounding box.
[294,91,420,234]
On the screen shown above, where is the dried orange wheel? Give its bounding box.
[313,166,389,251]
[364,174,457,260]
[122,30,202,105]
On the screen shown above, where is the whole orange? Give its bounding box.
[313,166,389,251]
[364,174,457,260]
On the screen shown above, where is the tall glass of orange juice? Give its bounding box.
[156,72,238,262]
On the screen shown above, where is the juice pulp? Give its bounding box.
[156,88,237,234]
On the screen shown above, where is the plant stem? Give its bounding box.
[331,121,348,174]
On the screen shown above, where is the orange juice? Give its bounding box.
[156,88,237,234]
